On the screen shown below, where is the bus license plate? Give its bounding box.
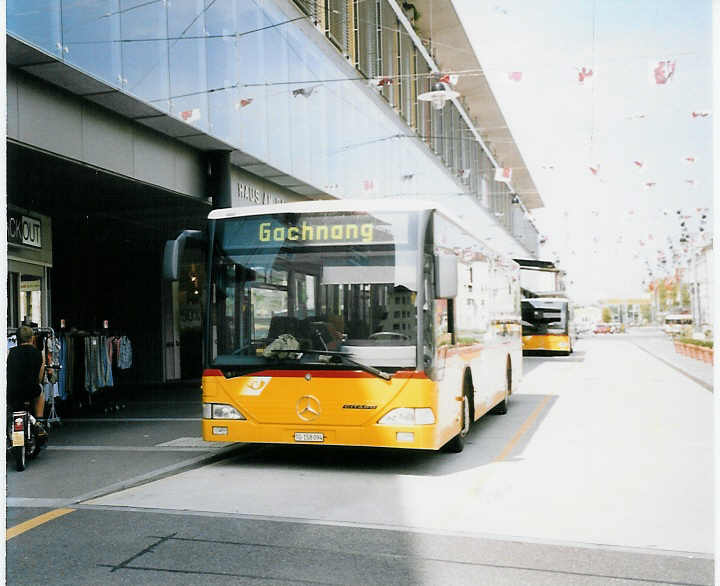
[294,432,324,442]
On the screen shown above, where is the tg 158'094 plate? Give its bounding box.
[294,432,324,442]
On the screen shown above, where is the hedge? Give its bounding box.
[676,337,714,349]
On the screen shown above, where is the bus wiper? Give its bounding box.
[306,349,392,381]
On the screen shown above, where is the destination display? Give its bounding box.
[220,213,410,249]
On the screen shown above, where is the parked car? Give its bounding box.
[594,323,611,334]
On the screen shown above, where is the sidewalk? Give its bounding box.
[628,334,714,390]
[7,379,240,517]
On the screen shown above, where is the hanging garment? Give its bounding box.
[118,336,133,369]
[100,336,113,388]
[57,336,67,400]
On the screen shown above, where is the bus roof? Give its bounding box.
[208,198,518,265]
[209,198,457,220]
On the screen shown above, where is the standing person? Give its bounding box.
[7,325,48,438]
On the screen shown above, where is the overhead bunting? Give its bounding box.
[180,108,201,122]
[577,67,594,83]
[651,59,676,85]
[494,167,512,182]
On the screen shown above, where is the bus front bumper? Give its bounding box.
[202,419,442,450]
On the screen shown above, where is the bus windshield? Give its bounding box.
[210,211,419,371]
[521,298,569,335]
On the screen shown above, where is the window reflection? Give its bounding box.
[121,0,169,110]
[62,0,121,84]
[8,0,62,57]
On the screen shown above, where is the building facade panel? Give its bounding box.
[17,73,84,159]
[82,103,135,177]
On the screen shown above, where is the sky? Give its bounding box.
[452,0,714,305]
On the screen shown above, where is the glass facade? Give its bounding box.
[8,0,537,252]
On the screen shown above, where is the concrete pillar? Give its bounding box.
[207,151,232,210]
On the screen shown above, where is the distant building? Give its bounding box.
[689,242,714,334]
[598,298,652,326]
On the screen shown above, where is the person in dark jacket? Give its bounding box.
[7,325,48,436]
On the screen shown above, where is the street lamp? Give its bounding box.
[418,82,459,111]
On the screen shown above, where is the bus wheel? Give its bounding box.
[442,392,470,453]
[492,362,511,415]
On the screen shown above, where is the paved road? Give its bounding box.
[6,330,714,585]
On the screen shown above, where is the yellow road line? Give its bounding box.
[6,508,76,541]
[494,395,552,463]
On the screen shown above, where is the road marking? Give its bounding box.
[494,395,552,462]
[6,508,75,540]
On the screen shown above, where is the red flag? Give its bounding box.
[653,60,676,84]
[578,67,593,83]
[508,72,523,82]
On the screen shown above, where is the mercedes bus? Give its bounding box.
[164,199,522,452]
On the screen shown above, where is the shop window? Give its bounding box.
[20,275,43,326]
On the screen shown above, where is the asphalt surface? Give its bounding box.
[5,327,715,585]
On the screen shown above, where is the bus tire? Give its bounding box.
[441,387,471,453]
[492,360,511,415]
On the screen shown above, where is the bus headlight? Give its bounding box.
[377,408,435,425]
[203,403,246,420]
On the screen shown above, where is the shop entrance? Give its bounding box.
[7,142,210,385]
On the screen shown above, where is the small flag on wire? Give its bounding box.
[651,59,676,85]
[578,67,594,83]
[180,108,201,122]
[507,72,523,82]
[684,156,696,164]
[235,98,253,109]
[643,181,656,190]
[494,167,512,183]
[589,165,599,175]
[292,86,317,98]
[438,74,459,86]
[370,77,393,88]
[633,161,644,168]
[691,110,710,118]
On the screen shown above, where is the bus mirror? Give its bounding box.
[162,230,204,280]
[434,254,458,299]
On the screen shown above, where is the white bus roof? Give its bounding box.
[210,198,457,220]
[208,198,518,264]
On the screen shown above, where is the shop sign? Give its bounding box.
[7,213,42,248]
[236,182,287,206]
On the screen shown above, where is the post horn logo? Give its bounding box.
[296,395,321,422]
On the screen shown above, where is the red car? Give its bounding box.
[593,323,611,334]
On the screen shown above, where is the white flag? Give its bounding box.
[494,167,512,183]
[180,108,201,123]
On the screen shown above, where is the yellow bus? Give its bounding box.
[164,199,522,452]
[521,297,574,355]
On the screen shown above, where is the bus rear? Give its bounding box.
[521,297,573,355]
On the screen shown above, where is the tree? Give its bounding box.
[602,307,612,323]
[641,303,651,323]
[680,284,691,309]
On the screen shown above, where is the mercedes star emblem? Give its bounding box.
[296,395,321,421]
